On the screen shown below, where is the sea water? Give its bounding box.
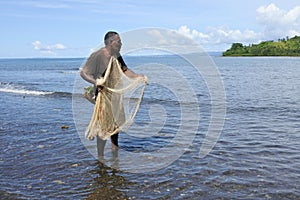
[0,56,299,199]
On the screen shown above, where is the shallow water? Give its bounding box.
[0,56,299,199]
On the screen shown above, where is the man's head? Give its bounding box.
[104,31,122,54]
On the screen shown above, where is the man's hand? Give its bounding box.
[143,75,148,84]
[97,86,104,93]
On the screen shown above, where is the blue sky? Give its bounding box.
[0,0,299,58]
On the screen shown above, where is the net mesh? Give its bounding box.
[84,57,147,140]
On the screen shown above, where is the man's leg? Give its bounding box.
[97,136,106,159]
[111,133,119,150]
[111,133,119,159]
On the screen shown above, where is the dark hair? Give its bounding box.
[104,31,118,45]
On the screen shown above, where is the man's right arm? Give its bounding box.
[80,52,98,85]
[80,67,96,85]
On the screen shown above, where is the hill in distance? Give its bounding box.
[223,35,300,56]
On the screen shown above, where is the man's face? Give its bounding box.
[110,34,122,53]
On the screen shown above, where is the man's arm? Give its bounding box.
[80,49,110,86]
[124,68,144,79]
[117,55,146,79]
[80,52,98,85]
[124,68,148,84]
[80,68,96,85]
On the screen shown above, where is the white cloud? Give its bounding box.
[256,3,300,39]
[177,25,261,51]
[32,40,66,55]
[120,28,202,54]
[176,4,300,51]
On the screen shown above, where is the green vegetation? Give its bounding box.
[222,36,300,56]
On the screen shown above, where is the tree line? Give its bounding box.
[222,36,300,56]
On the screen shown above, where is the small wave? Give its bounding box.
[0,87,54,95]
[49,91,72,97]
[0,82,55,96]
[61,70,80,74]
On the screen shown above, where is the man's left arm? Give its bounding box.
[117,55,145,79]
[124,68,145,78]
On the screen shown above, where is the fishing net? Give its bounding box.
[84,56,147,140]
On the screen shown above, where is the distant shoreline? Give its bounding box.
[0,52,224,60]
[223,36,300,57]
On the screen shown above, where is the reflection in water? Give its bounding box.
[86,160,131,200]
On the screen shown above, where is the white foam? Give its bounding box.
[61,70,79,74]
[0,88,53,95]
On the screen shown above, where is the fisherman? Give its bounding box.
[80,31,147,158]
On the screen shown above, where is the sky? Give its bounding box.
[0,0,299,58]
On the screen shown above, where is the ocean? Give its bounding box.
[0,55,299,199]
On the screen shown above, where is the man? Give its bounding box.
[80,31,146,158]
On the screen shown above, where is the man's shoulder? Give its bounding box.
[92,47,109,58]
